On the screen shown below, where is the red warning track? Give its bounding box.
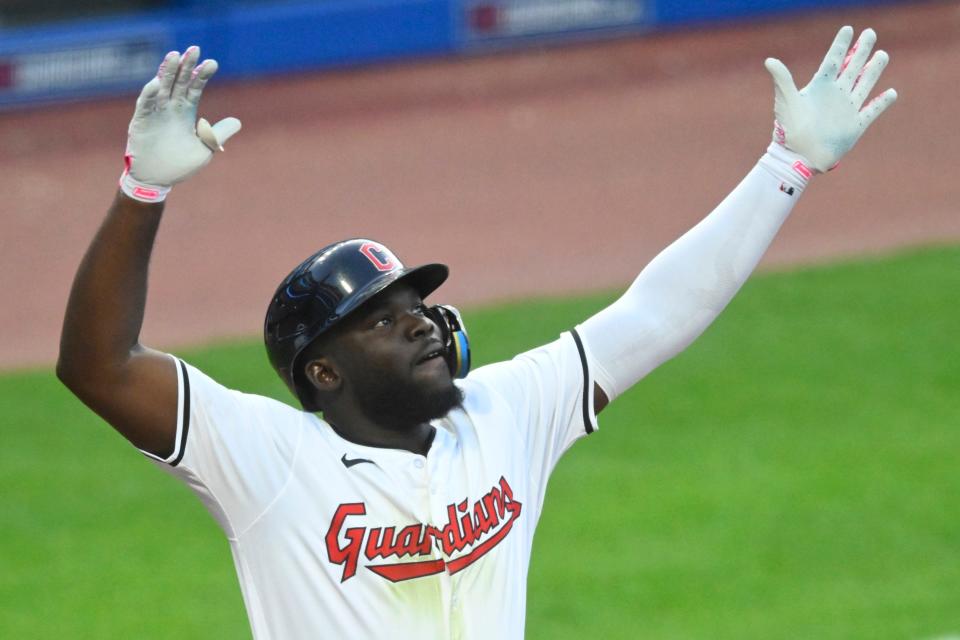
[1,1,957,370]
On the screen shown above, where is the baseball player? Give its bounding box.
[58,28,896,639]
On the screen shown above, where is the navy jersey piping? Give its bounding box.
[170,359,191,467]
[569,329,594,435]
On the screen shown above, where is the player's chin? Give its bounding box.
[422,380,464,419]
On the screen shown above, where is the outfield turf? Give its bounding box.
[1,245,957,639]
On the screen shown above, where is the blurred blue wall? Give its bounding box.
[0,0,912,109]
[652,0,903,24]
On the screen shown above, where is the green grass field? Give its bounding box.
[2,245,957,639]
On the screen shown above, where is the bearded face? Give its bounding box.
[350,362,464,429]
[304,283,464,430]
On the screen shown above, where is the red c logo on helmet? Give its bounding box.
[359,242,399,272]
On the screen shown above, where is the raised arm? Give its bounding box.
[583,27,897,411]
[57,47,241,457]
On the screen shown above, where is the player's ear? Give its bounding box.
[304,357,341,393]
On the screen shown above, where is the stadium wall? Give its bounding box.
[0,0,914,109]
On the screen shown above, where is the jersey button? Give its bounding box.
[413,458,425,469]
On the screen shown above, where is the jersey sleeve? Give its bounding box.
[466,329,600,497]
[139,355,304,539]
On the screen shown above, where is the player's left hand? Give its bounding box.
[765,26,897,173]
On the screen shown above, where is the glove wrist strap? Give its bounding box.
[760,142,815,193]
[119,167,171,203]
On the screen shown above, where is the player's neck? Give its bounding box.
[324,410,436,455]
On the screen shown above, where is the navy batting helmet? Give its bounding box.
[264,239,451,411]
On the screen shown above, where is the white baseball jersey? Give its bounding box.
[142,329,600,639]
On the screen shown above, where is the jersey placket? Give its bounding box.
[424,426,466,639]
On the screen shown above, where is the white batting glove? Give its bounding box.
[765,26,897,175]
[120,46,241,203]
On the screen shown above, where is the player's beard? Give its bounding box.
[352,368,464,430]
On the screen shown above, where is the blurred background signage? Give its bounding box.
[464,0,644,41]
[0,40,162,96]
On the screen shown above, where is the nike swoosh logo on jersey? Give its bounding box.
[341,454,376,469]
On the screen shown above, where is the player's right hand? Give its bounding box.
[764,26,897,174]
[120,46,242,203]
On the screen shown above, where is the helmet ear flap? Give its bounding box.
[426,304,471,379]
